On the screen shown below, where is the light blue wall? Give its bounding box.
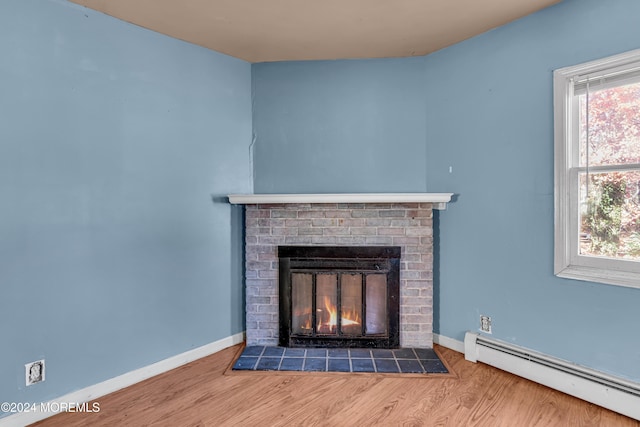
[253,58,427,193]
[0,0,251,410]
[3,0,640,413]
[251,0,640,381]
[426,0,640,381]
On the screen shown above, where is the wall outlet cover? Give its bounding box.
[25,360,45,386]
[480,315,492,334]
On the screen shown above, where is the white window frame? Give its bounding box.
[554,49,640,289]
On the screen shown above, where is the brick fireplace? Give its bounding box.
[228,193,452,349]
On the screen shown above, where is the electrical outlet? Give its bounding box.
[25,360,45,386]
[480,315,492,334]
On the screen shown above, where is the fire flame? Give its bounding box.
[317,296,360,333]
[301,318,312,330]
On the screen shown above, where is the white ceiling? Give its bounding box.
[68,0,562,63]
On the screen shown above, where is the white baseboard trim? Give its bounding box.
[1,332,245,427]
[464,332,640,421]
[433,333,465,353]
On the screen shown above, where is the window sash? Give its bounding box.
[574,164,640,173]
[554,48,640,289]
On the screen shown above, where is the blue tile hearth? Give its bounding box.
[233,346,448,374]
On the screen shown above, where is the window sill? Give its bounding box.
[556,264,640,289]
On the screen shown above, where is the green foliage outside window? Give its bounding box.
[578,82,640,261]
[583,174,626,256]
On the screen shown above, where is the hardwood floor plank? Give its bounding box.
[31,345,639,427]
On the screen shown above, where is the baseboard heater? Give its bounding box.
[464,332,640,421]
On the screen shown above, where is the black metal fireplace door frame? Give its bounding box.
[278,246,400,348]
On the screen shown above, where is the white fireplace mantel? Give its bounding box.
[227,193,454,210]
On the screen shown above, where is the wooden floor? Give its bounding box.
[32,344,639,427]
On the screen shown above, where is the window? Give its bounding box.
[554,49,640,288]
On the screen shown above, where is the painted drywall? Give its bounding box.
[426,0,640,381]
[0,0,251,410]
[252,58,427,193]
[251,0,640,381]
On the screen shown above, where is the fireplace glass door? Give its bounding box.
[291,272,387,337]
[279,246,400,348]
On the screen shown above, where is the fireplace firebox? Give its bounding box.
[278,246,400,348]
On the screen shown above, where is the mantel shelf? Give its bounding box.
[227,193,454,210]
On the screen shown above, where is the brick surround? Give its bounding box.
[244,202,434,348]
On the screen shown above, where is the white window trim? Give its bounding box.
[554,49,640,289]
